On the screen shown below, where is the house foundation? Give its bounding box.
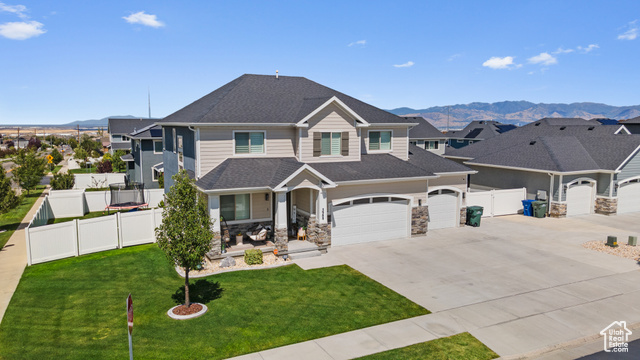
[411,206,428,235]
[549,202,567,218]
[595,197,617,216]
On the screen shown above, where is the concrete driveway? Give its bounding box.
[296,213,640,358]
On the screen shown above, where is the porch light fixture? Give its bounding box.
[418,199,422,206]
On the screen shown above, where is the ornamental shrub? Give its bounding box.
[244,249,263,265]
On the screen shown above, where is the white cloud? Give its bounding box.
[393,61,414,68]
[482,56,517,69]
[448,53,462,61]
[0,2,28,19]
[618,20,638,40]
[553,47,574,54]
[0,20,45,40]
[528,52,557,65]
[577,44,599,53]
[123,11,165,28]
[348,39,366,47]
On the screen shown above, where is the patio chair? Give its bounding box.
[247,228,268,241]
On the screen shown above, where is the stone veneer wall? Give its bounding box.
[411,206,428,236]
[210,231,222,256]
[549,202,567,218]
[307,215,331,246]
[595,197,618,216]
[459,207,467,225]
[274,228,288,252]
[226,221,273,242]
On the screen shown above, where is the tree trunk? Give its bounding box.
[184,267,190,308]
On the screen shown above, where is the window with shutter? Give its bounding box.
[320,132,342,155]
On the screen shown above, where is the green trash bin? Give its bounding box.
[466,206,484,227]
[532,201,547,218]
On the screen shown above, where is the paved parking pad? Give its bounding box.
[296,212,640,358]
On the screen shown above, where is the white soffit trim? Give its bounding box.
[615,144,640,172]
[273,164,337,190]
[615,125,631,135]
[295,96,370,127]
[466,161,614,175]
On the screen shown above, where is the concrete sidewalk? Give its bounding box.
[0,187,49,323]
[230,212,640,359]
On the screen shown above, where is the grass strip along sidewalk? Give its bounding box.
[0,245,429,359]
[0,186,45,249]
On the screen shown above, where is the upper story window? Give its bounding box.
[177,135,184,170]
[321,132,341,155]
[426,141,439,149]
[112,135,122,142]
[153,140,163,154]
[234,131,264,154]
[172,128,177,153]
[369,131,391,151]
[122,136,129,142]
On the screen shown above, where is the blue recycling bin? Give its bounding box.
[522,199,535,216]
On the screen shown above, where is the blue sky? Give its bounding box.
[1,1,639,124]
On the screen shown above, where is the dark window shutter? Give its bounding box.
[313,132,321,157]
[341,132,349,156]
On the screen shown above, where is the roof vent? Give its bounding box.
[560,126,566,130]
[276,70,279,79]
[588,126,595,130]
[534,122,540,126]
[530,141,536,145]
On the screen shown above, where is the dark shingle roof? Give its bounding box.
[531,117,590,126]
[623,116,640,124]
[407,117,447,139]
[108,118,160,135]
[309,154,434,182]
[196,158,305,191]
[110,142,131,150]
[447,120,516,140]
[407,145,474,174]
[130,125,162,139]
[120,154,134,162]
[160,74,412,125]
[446,122,640,172]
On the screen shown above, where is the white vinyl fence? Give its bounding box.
[45,189,165,219]
[73,173,127,189]
[26,208,163,265]
[466,188,527,217]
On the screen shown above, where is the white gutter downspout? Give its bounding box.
[548,173,554,203]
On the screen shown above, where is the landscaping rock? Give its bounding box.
[220,256,236,268]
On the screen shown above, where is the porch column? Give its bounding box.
[208,194,222,255]
[318,189,328,224]
[274,191,288,252]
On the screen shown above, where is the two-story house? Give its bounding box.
[107,118,159,154]
[123,124,163,189]
[407,116,448,155]
[159,74,475,255]
[446,120,517,149]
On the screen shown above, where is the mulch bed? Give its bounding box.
[172,303,203,316]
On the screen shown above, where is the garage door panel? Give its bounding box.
[618,182,640,214]
[428,193,458,230]
[332,200,409,246]
[566,184,593,216]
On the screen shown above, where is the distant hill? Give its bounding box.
[63,115,140,127]
[388,101,640,130]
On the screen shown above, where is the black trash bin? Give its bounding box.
[466,206,484,227]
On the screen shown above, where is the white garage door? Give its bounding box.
[428,190,458,230]
[331,197,410,246]
[618,181,640,214]
[566,184,593,216]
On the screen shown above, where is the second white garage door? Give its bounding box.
[618,180,640,214]
[427,190,459,230]
[566,184,594,216]
[331,197,410,246]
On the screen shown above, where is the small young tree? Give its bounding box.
[50,172,75,190]
[111,150,127,172]
[74,147,88,162]
[68,137,78,149]
[157,172,164,189]
[0,166,19,213]
[12,149,46,195]
[27,137,41,150]
[155,170,214,308]
[50,148,63,164]
[96,159,112,173]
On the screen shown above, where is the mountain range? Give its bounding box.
[388,101,640,130]
[63,115,139,127]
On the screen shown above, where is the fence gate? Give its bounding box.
[466,188,527,217]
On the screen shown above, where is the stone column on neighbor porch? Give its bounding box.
[595,197,618,216]
[459,206,467,225]
[274,191,288,252]
[208,194,222,256]
[549,201,567,218]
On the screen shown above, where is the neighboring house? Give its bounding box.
[407,116,448,155]
[124,124,163,189]
[621,116,640,134]
[446,120,517,149]
[107,118,159,154]
[445,118,640,217]
[158,74,475,255]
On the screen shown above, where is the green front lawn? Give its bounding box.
[0,245,429,359]
[355,332,499,360]
[0,186,45,249]
[68,166,97,174]
[51,165,63,174]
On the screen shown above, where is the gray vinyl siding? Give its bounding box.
[618,150,640,182]
[162,126,196,193]
[469,166,550,199]
[140,139,163,189]
[552,173,598,201]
